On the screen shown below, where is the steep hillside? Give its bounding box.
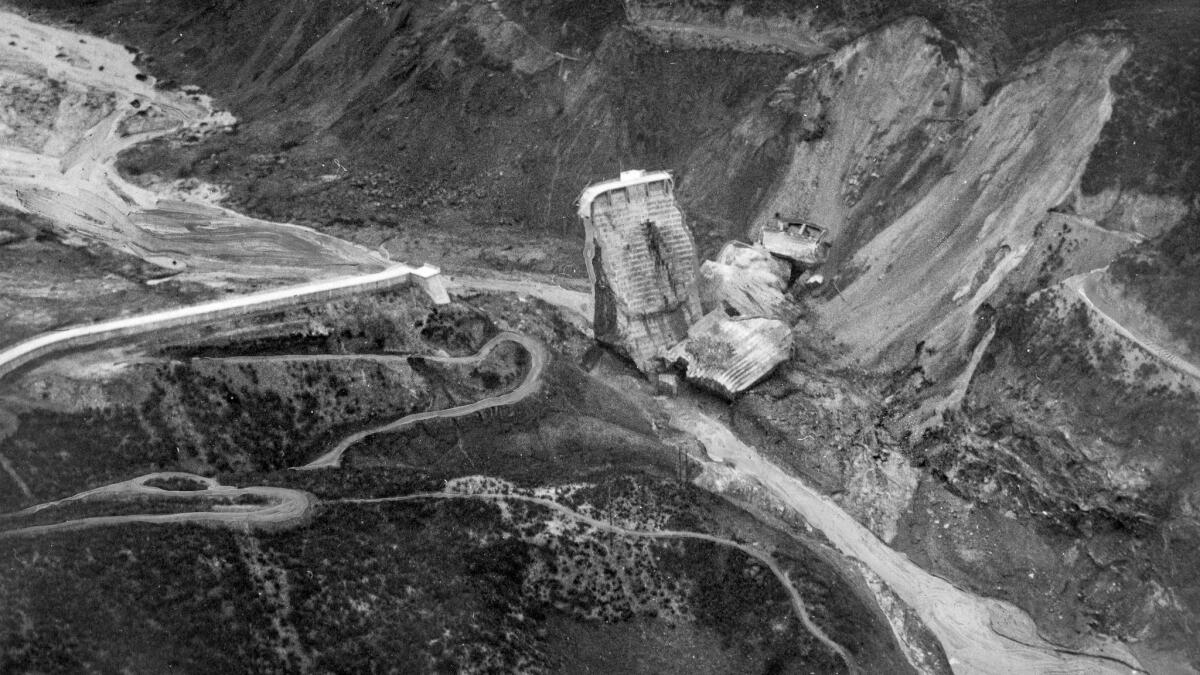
[812,29,1127,371]
[5,0,1200,669]
[14,0,1193,315]
[24,0,799,261]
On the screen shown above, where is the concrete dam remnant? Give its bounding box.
[578,170,702,372]
[578,170,801,398]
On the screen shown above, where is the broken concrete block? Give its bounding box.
[655,372,680,396]
[715,241,792,287]
[700,241,799,322]
[758,213,830,267]
[665,310,793,398]
[578,170,702,372]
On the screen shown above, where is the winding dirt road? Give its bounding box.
[341,490,858,673]
[0,472,314,538]
[299,331,546,469]
[1066,269,1200,382]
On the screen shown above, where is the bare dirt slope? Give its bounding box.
[0,9,389,281]
[816,30,1127,371]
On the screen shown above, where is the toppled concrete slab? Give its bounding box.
[666,310,792,398]
[700,241,799,322]
[655,372,681,396]
[759,214,829,267]
[578,170,702,372]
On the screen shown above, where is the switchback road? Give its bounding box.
[299,332,546,469]
[0,472,314,538]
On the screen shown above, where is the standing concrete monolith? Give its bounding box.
[578,170,702,372]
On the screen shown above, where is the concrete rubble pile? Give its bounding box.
[699,241,799,322]
[579,171,825,398]
[664,311,794,398]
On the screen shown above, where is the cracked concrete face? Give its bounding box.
[578,171,701,372]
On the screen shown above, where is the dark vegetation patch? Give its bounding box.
[157,287,436,359]
[1069,0,1200,199]
[417,302,497,355]
[126,296,516,474]
[343,350,676,486]
[0,526,276,673]
[140,354,429,472]
[1044,0,1200,373]
[578,473,909,670]
[459,291,594,361]
[1,265,922,673]
[143,475,208,491]
[540,616,750,675]
[411,338,530,403]
[1,291,505,502]
[251,468,899,673]
[1,405,171,509]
